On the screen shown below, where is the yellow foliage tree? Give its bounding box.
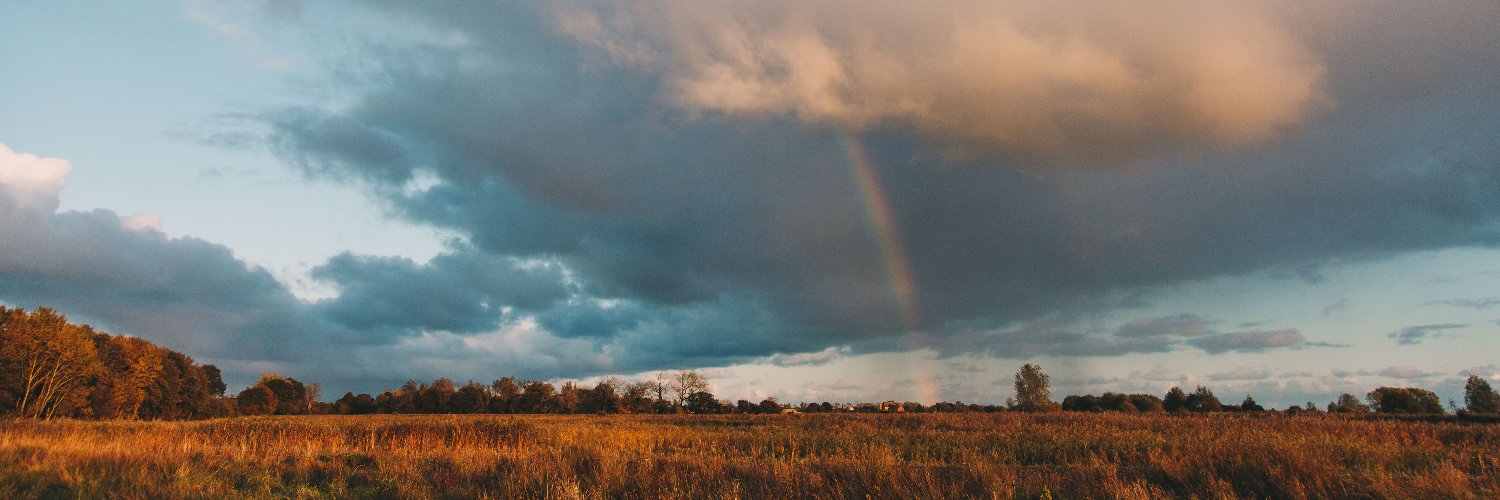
[0,307,105,419]
[110,336,165,419]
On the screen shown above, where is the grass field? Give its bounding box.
[2,413,1498,498]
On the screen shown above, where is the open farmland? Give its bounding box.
[2,413,1498,498]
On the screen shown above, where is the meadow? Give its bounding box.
[2,413,1498,499]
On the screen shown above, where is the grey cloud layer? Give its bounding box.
[258,1,1500,365]
[923,315,1323,359]
[5,1,1500,395]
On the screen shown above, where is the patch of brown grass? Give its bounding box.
[1,413,1497,498]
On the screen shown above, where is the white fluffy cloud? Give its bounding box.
[551,0,1327,164]
[0,143,71,214]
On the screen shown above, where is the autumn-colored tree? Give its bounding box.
[672,370,709,406]
[304,382,322,414]
[556,382,583,414]
[451,381,490,413]
[202,365,227,397]
[516,380,555,413]
[257,373,309,415]
[0,307,105,419]
[490,377,521,413]
[645,372,671,403]
[140,351,216,419]
[101,336,164,419]
[580,379,622,414]
[237,385,278,415]
[417,378,456,413]
[1012,364,1058,412]
[619,382,653,414]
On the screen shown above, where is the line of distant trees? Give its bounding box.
[5,307,1499,420]
[1014,363,1500,417]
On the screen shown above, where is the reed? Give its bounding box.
[1,413,1496,498]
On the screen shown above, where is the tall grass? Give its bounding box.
[2,413,1497,498]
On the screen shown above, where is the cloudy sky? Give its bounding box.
[3,0,1499,407]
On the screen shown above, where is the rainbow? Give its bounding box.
[840,132,921,332]
[841,132,943,403]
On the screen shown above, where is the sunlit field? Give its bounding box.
[2,413,1498,498]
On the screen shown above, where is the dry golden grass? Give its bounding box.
[2,413,1497,498]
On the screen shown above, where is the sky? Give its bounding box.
[2,0,1499,408]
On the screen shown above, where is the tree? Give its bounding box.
[581,380,622,414]
[1185,386,1221,413]
[758,397,783,413]
[391,381,419,413]
[516,380,555,413]
[490,377,520,413]
[202,365,227,397]
[1012,364,1057,412]
[237,385,278,415]
[1464,376,1500,414]
[417,378,457,413]
[451,382,490,413]
[88,334,164,419]
[1327,393,1371,414]
[672,370,710,406]
[1240,395,1264,412]
[258,374,308,415]
[0,307,104,419]
[1128,394,1165,413]
[1367,387,1444,414]
[684,391,721,414]
[619,383,653,414]
[1164,387,1188,412]
[646,372,671,403]
[556,382,583,414]
[304,382,322,414]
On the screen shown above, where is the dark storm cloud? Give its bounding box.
[252,1,1500,371]
[1388,323,1466,346]
[0,191,356,366]
[311,245,568,333]
[8,1,1500,395]
[533,300,650,339]
[268,110,413,185]
[0,141,809,393]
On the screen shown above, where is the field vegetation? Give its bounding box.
[3,413,1499,498]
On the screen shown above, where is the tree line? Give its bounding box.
[1015,363,1500,416]
[5,307,1499,419]
[0,306,231,419]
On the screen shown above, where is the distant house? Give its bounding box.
[879,401,906,413]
